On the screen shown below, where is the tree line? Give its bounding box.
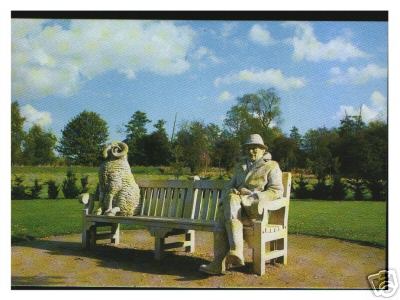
[12,88,387,199]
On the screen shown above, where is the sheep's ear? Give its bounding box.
[102,144,111,159]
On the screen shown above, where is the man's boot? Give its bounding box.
[225,219,245,267]
[199,231,229,275]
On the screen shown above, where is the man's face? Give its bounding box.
[246,145,265,162]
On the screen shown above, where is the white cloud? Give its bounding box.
[249,24,274,46]
[334,90,387,123]
[221,22,237,38]
[371,90,386,107]
[12,19,195,100]
[328,64,387,85]
[285,22,367,62]
[197,96,208,101]
[21,104,52,128]
[218,91,233,102]
[193,46,221,64]
[214,68,306,91]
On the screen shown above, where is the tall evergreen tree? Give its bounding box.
[124,111,151,164]
[11,101,25,165]
[138,119,172,166]
[57,111,109,165]
[23,124,57,165]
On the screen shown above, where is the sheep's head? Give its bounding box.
[102,141,129,160]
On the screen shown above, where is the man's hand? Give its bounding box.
[239,187,252,195]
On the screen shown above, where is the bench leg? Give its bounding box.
[275,237,288,265]
[185,230,195,253]
[111,223,120,245]
[252,222,265,276]
[82,228,90,249]
[154,237,165,260]
[89,225,97,248]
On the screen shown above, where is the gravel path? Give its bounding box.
[11,230,385,288]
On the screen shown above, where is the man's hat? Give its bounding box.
[243,134,267,149]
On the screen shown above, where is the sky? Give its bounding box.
[11,19,388,141]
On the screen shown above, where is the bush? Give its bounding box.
[47,180,60,199]
[29,179,43,199]
[62,170,80,199]
[11,175,29,199]
[80,175,89,193]
[94,183,100,200]
[170,161,185,179]
[366,180,387,201]
[294,175,310,199]
[311,180,331,200]
[330,177,347,200]
[348,179,366,200]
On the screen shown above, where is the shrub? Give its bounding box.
[311,180,331,200]
[47,180,60,199]
[348,179,366,200]
[94,183,100,200]
[366,179,387,201]
[29,179,43,199]
[11,175,29,199]
[294,175,310,199]
[170,161,185,179]
[80,175,89,193]
[330,177,347,200]
[62,170,80,199]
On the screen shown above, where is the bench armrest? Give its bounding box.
[79,193,95,214]
[258,197,289,223]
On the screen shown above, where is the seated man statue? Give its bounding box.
[199,133,284,275]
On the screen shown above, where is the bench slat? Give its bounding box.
[194,180,226,189]
[207,189,220,221]
[200,189,210,220]
[168,188,179,217]
[162,187,172,217]
[175,188,187,218]
[86,214,223,232]
[149,188,160,216]
[137,180,194,189]
[193,189,203,220]
[139,188,147,216]
[155,188,166,217]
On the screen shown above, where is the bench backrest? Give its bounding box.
[136,172,291,223]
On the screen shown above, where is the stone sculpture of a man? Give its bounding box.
[199,134,284,275]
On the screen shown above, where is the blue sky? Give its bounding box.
[11,19,387,141]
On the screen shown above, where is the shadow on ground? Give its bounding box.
[12,237,216,283]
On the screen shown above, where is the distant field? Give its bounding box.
[11,199,387,247]
[11,166,195,197]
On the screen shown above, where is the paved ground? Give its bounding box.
[11,230,385,288]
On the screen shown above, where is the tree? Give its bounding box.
[223,89,282,146]
[57,111,109,165]
[271,135,299,171]
[362,121,388,200]
[23,124,57,165]
[303,127,338,182]
[174,121,218,174]
[213,136,241,172]
[11,101,25,165]
[138,119,172,166]
[237,88,282,129]
[124,111,151,164]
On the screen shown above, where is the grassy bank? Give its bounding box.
[11,199,386,247]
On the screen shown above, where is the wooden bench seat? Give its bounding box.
[81,172,291,275]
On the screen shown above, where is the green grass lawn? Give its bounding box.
[11,199,387,247]
[289,200,386,247]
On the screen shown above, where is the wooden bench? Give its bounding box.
[80,172,291,275]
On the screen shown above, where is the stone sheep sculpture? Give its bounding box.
[96,141,141,216]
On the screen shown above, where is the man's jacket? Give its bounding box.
[225,152,284,202]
